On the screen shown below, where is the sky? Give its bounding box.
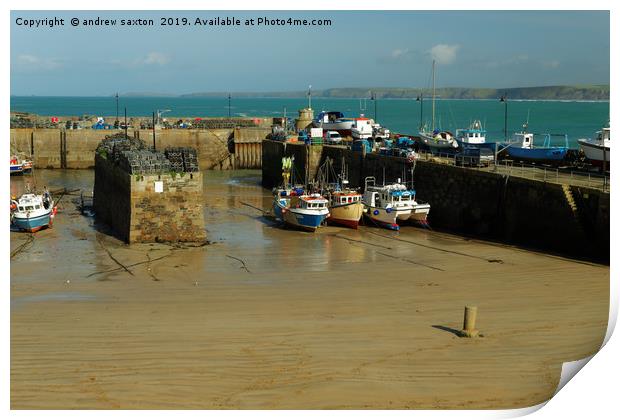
[10,10,610,96]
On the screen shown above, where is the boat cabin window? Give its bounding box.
[35,205,40,209]
[18,206,24,211]
[26,206,34,210]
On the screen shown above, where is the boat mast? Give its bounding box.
[431,60,436,132]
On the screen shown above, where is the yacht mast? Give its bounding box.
[431,60,436,131]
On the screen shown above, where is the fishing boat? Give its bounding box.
[315,158,364,229]
[273,189,330,232]
[314,111,355,133]
[456,120,497,152]
[10,155,33,175]
[272,156,330,232]
[418,60,459,151]
[578,125,610,168]
[505,122,568,163]
[362,177,430,230]
[11,191,56,232]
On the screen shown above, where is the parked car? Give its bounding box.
[326,131,343,144]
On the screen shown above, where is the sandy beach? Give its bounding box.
[10,170,609,409]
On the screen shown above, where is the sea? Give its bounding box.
[10,96,610,148]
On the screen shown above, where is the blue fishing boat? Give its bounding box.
[455,120,497,152]
[11,192,56,232]
[505,123,568,162]
[273,189,330,232]
[272,156,330,232]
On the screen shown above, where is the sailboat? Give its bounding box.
[418,60,458,151]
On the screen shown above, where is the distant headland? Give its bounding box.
[118,85,609,101]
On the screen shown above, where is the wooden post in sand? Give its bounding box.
[460,306,479,338]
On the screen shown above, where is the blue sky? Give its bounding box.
[10,10,610,96]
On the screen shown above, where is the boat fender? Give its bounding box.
[373,210,379,216]
[386,208,392,214]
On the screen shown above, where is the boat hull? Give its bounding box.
[273,199,329,232]
[315,121,354,132]
[578,139,610,166]
[10,164,24,175]
[12,210,52,232]
[409,203,431,222]
[506,146,567,162]
[457,140,497,151]
[419,133,459,151]
[328,202,364,229]
[363,206,399,230]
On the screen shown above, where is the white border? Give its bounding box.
[3,2,616,420]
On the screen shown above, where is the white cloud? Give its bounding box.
[542,59,560,69]
[141,52,170,66]
[429,44,460,65]
[15,54,61,70]
[391,48,409,58]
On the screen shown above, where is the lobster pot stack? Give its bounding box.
[165,147,199,173]
[95,133,147,162]
[117,150,171,175]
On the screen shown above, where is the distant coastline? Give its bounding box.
[112,85,609,101]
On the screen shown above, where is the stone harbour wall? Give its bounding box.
[261,140,609,263]
[93,154,206,244]
[130,172,206,243]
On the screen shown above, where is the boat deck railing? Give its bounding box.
[416,151,610,193]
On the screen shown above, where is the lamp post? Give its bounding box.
[115,93,119,128]
[416,93,424,131]
[228,93,231,118]
[371,91,378,122]
[152,111,156,151]
[500,93,508,142]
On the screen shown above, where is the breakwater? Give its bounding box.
[261,140,609,263]
[10,127,269,170]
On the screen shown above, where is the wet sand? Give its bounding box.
[10,170,609,409]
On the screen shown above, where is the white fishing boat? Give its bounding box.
[11,191,56,232]
[455,120,497,151]
[362,177,430,230]
[418,60,458,150]
[314,111,354,132]
[578,125,610,168]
